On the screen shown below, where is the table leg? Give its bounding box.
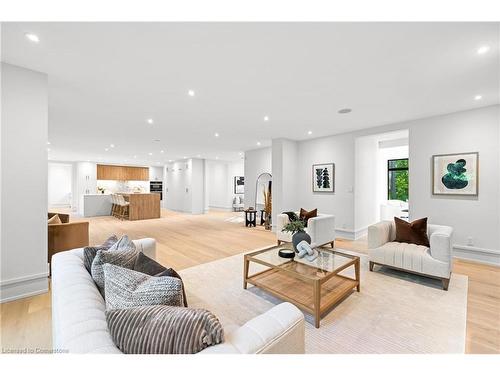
[313,280,321,328]
[243,257,249,289]
[355,258,360,292]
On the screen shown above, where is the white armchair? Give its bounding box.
[276,212,336,248]
[368,220,453,290]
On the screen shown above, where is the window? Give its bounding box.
[387,158,408,201]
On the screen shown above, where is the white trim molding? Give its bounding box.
[336,227,368,241]
[0,271,49,303]
[453,244,500,266]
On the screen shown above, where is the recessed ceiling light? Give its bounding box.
[148,152,153,156]
[160,150,164,153]
[110,144,115,148]
[477,45,490,55]
[263,116,269,122]
[308,130,313,135]
[256,141,261,146]
[197,154,201,158]
[188,90,195,97]
[239,152,243,156]
[338,108,352,114]
[47,148,51,152]
[183,156,187,159]
[214,132,219,137]
[474,95,483,101]
[47,141,51,145]
[147,118,154,124]
[104,148,109,151]
[25,33,40,43]
[215,156,219,160]
[168,159,173,162]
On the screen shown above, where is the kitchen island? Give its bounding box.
[121,193,161,220]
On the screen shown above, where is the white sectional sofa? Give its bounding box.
[276,212,336,248]
[368,221,453,290]
[51,238,305,354]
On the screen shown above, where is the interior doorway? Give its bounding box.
[48,162,73,208]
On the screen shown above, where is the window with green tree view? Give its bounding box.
[387,158,409,201]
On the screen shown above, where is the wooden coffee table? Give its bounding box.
[244,245,360,328]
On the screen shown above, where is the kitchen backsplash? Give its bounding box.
[97,180,150,194]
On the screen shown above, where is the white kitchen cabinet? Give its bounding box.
[164,159,204,214]
[149,166,164,181]
[76,162,97,214]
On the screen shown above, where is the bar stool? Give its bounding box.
[116,194,129,220]
[110,194,118,217]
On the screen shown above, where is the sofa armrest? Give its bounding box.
[48,222,89,261]
[308,215,335,247]
[368,221,393,249]
[200,302,305,354]
[132,238,157,260]
[276,214,290,233]
[428,224,453,264]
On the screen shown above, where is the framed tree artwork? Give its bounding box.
[312,163,335,193]
[432,152,478,196]
[234,176,245,194]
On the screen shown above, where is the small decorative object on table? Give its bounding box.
[97,186,105,194]
[282,219,311,252]
[278,248,295,259]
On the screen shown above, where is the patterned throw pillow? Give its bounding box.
[83,235,118,273]
[107,234,135,252]
[91,240,138,295]
[133,252,188,307]
[103,264,184,310]
[106,305,224,354]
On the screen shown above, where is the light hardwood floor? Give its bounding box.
[1,209,499,353]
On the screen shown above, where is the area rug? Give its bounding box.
[179,249,468,353]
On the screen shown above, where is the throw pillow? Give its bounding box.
[103,264,184,310]
[394,217,430,247]
[48,214,62,225]
[91,243,138,294]
[299,208,317,227]
[106,305,224,354]
[107,234,135,252]
[133,252,188,306]
[83,234,118,273]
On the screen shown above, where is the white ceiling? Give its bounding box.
[2,22,499,165]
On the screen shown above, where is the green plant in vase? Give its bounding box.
[282,219,311,252]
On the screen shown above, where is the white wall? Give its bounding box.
[206,159,244,210]
[296,133,356,236]
[1,63,49,302]
[272,139,298,226]
[244,147,272,208]
[48,162,73,207]
[409,105,499,263]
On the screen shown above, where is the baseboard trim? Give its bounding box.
[1,272,49,303]
[453,244,500,266]
[335,227,367,241]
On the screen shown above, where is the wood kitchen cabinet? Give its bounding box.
[97,164,149,181]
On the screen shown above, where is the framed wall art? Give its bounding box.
[432,152,478,196]
[234,176,245,194]
[312,163,335,193]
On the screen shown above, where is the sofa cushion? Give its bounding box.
[106,305,224,354]
[91,241,138,294]
[394,217,430,247]
[103,264,184,310]
[83,235,118,273]
[48,214,62,225]
[133,252,188,306]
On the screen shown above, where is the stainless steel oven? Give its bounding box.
[150,181,163,200]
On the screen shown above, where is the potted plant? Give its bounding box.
[282,219,311,252]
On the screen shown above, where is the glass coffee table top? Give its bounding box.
[249,245,356,280]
